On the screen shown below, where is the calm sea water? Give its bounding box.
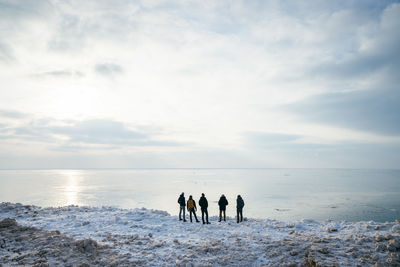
[0,169,399,222]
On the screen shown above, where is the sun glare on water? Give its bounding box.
[61,170,82,206]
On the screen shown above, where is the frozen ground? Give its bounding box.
[0,202,399,266]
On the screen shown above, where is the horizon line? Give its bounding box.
[0,167,399,171]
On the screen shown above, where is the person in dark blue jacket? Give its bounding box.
[177,192,187,222]
[199,193,210,224]
[218,194,228,222]
[236,195,245,223]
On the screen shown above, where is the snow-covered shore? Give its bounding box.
[0,202,399,266]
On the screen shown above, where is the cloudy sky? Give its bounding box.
[0,0,399,169]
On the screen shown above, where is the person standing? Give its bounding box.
[218,194,228,222]
[199,193,210,224]
[177,192,187,222]
[187,195,200,223]
[236,195,245,223]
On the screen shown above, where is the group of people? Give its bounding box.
[177,193,245,224]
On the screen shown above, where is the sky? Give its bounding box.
[0,0,399,169]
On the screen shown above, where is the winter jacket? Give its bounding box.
[236,196,244,210]
[199,196,208,210]
[178,195,186,206]
[218,196,228,210]
[187,199,197,210]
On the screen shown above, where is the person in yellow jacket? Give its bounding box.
[187,195,200,223]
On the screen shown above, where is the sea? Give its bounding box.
[0,169,399,222]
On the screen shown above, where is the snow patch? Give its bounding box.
[1,202,399,266]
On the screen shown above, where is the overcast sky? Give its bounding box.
[0,0,399,169]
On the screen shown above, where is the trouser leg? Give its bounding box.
[205,209,209,223]
[179,206,185,220]
[201,210,205,223]
[237,209,239,223]
[223,210,226,221]
[219,210,222,221]
[189,210,193,222]
[194,211,199,222]
[237,209,243,222]
[180,206,186,221]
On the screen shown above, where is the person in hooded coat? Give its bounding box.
[198,193,210,224]
[236,195,245,223]
[218,194,228,222]
[187,195,200,223]
[177,192,187,222]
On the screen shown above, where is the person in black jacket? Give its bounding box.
[187,195,200,223]
[199,193,210,224]
[218,194,228,222]
[236,195,245,223]
[177,192,187,222]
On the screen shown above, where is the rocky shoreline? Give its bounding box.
[0,218,131,266]
[1,202,399,266]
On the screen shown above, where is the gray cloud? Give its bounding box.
[245,132,301,147]
[1,118,57,143]
[308,3,400,81]
[309,37,400,81]
[52,119,184,148]
[32,70,84,78]
[53,119,146,145]
[283,3,400,136]
[287,87,400,135]
[0,0,53,24]
[0,115,183,148]
[0,109,28,119]
[95,63,123,75]
[47,14,88,52]
[0,42,14,62]
[248,141,400,169]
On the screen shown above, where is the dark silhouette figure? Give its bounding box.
[199,193,210,224]
[236,195,245,223]
[187,195,200,223]
[218,194,228,222]
[178,192,187,222]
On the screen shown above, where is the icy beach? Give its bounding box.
[1,202,399,266]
